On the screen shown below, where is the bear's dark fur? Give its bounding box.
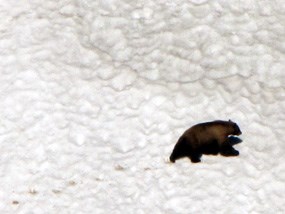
[170,120,242,163]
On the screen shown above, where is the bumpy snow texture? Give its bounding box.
[0,0,284,213]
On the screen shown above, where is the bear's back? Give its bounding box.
[184,120,231,145]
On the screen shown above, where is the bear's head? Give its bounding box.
[229,120,242,136]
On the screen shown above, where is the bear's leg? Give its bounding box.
[189,152,202,163]
[170,140,190,163]
[220,144,239,156]
[201,140,219,155]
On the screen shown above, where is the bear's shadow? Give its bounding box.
[228,136,243,146]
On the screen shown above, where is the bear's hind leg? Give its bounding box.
[189,152,202,163]
[170,139,190,163]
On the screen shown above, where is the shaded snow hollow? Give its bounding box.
[0,0,285,213]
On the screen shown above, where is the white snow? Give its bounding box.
[0,0,285,213]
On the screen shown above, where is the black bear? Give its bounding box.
[170,120,242,163]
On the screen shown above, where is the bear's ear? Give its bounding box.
[229,119,232,122]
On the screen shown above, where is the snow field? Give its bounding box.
[0,0,284,213]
